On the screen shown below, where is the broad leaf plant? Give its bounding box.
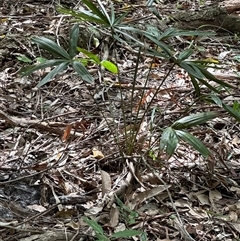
[20,0,240,159]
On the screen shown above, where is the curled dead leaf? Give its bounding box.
[62,124,73,142]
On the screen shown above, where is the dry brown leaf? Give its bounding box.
[196,194,210,206]
[232,135,240,145]
[74,118,91,135]
[188,206,207,219]
[129,185,171,209]
[54,209,75,218]
[27,204,46,213]
[92,147,104,159]
[65,220,79,230]
[84,206,103,216]
[28,161,48,171]
[175,198,190,208]
[127,161,145,188]
[209,189,222,211]
[101,170,111,196]
[175,199,207,219]
[62,123,73,141]
[105,205,119,227]
[229,211,238,222]
[186,224,197,235]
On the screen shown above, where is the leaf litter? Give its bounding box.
[0,0,240,240]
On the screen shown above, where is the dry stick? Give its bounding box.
[55,15,64,46]
[0,110,83,137]
[141,156,195,241]
[0,224,43,234]
[12,203,59,229]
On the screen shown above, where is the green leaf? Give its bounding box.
[32,37,70,59]
[115,196,131,212]
[115,28,148,47]
[110,3,115,25]
[145,48,171,59]
[179,62,205,79]
[158,27,180,40]
[78,58,89,66]
[160,127,178,156]
[69,24,79,58]
[176,130,210,157]
[222,103,240,122]
[178,49,194,61]
[83,217,110,241]
[20,59,68,76]
[83,217,102,234]
[76,47,100,63]
[190,76,200,96]
[172,112,217,130]
[36,57,47,63]
[198,66,234,89]
[158,28,215,40]
[209,95,223,107]
[196,77,221,93]
[143,33,173,57]
[96,234,110,241]
[83,217,104,235]
[100,60,118,73]
[111,230,142,239]
[114,11,128,25]
[58,7,106,25]
[96,0,111,24]
[75,12,107,24]
[179,62,223,93]
[36,62,69,87]
[82,0,110,24]
[17,55,32,63]
[72,60,94,83]
[151,28,177,41]
[233,101,240,111]
[140,232,148,241]
[182,61,233,90]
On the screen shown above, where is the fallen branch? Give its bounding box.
[0,110,82,137]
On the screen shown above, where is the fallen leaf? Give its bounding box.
[129,185,171,209]
[101,170,111,196]
[105,205,119,227]
[92,147,104,159]
[196,194,210,206]
[62,123,73,141]
[54,209,75,218]
[65,220,79,230]
[209,189,222,211]
[27,204,46,212]
[228,211,238,222]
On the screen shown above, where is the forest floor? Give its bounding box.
[0,0,240,240]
